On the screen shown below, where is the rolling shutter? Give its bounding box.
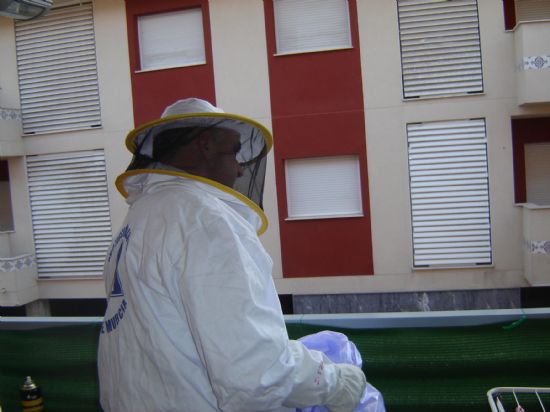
[407,119,492,267]
[285,156,363,220]
[273,0,352,54]
[26,150,112,278]
[14,0,101,134]
[397,0,484,98]
[138,8,206,71]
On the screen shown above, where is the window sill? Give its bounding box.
[38,275,104,281]
[22,124,103,137]
[402,91,485,102]
[135,61,207,74]
[515,203,550,210]
[412,264,494,271]
[285,212,363,221]
[274,45,353,57]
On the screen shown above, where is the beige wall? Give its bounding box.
[2,0,550,300]
[208,0,283,278]
[1,0,134,299]
[272,0,547,294]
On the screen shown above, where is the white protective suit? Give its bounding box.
[97,171,362,412]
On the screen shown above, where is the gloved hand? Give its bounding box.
[325,364,367,412]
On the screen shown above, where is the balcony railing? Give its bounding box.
[0,231,38,306]
[0,106,23,157]
[522,204,550,286]
[514,21,550,105]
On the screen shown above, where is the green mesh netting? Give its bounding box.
[287,320,550,412]
[0,319,549,412]
[0,324,101,412]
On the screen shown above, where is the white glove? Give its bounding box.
[325,364,367,412]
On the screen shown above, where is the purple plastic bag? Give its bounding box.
[297,331,386,412]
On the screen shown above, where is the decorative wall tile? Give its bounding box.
[0,254,36,272]
[523,55,550,70]
[0,108,21,121]
[526,239,550,255]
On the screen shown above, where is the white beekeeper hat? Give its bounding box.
[125,97,272,166]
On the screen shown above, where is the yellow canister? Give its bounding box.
[20,376,44,412]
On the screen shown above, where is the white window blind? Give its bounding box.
[273,0,352,54]
[138,8,206,71]
[26,150,112,278]
[285,156,363,219]
[516,0,550,23]
[525,142,550,205]
[14,1,101,134]
[397,0,484,98]
[407,119,492,267]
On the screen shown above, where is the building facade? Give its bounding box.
[1,0,549,314]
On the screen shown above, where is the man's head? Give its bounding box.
[154,126,244,188]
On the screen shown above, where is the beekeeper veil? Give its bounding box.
[121,98,272,209]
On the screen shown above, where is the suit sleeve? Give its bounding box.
[174,216,340,411]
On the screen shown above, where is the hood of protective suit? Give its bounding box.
[116,169,268,235]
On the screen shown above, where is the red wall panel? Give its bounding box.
[125,0,215,126]
[264,0,374,277]
[503,0,516,30]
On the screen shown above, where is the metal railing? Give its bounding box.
[488,387,550,412]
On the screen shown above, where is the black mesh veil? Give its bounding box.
[125,116,270,209]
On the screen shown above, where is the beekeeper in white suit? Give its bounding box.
[97,98,366,412]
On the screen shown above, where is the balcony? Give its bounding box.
[514,21,550,105]
[0,231,38,306]
[522,204,550,286]
[0,106,23,157]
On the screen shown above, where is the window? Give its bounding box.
[285,156,363,220]
[524,143,550,205]
[407,119,492,267]
[138,8,206,71]
[273,0,352,54]
[14,0,101,134]
[26,150,112,278]
[0,160,14,232]
[512,117,550,203]
[516,0,550,24]
[397,0,484,98]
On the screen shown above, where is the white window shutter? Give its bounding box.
[516,0,550,22]
[397,0,484,98]
[274,0,352,54]
[26,150,112,278]
[407,119,492,267]
[525,142,550,205]
[285,156,363,219]
[15,1,101,134]
[138,8,206,71]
